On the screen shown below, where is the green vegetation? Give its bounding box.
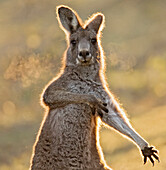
[0,0,166,169]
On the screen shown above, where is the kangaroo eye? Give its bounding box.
[70,40,76,45]
[91,38,97,44]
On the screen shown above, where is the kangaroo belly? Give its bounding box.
[34,104,102,169]
[49,103,93,151]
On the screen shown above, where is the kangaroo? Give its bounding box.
[30,5,159,170]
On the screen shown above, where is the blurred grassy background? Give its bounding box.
[0,0,166,169]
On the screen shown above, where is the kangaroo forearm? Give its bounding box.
[101,109,148,150]
[43,90,92,107]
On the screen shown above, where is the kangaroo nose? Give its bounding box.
[79,51,90,58]
[78,50,91,62]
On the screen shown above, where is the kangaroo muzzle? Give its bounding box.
[78,39,92,63]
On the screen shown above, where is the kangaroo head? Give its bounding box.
[57,5,104,67]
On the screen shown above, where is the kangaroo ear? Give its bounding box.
[86,14,104,34]
[57,6,81,34]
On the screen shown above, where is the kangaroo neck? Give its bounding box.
[64,64,101,82]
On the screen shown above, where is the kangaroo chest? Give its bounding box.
[67,78,107,101]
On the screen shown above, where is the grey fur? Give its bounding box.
[30,5,150,170]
